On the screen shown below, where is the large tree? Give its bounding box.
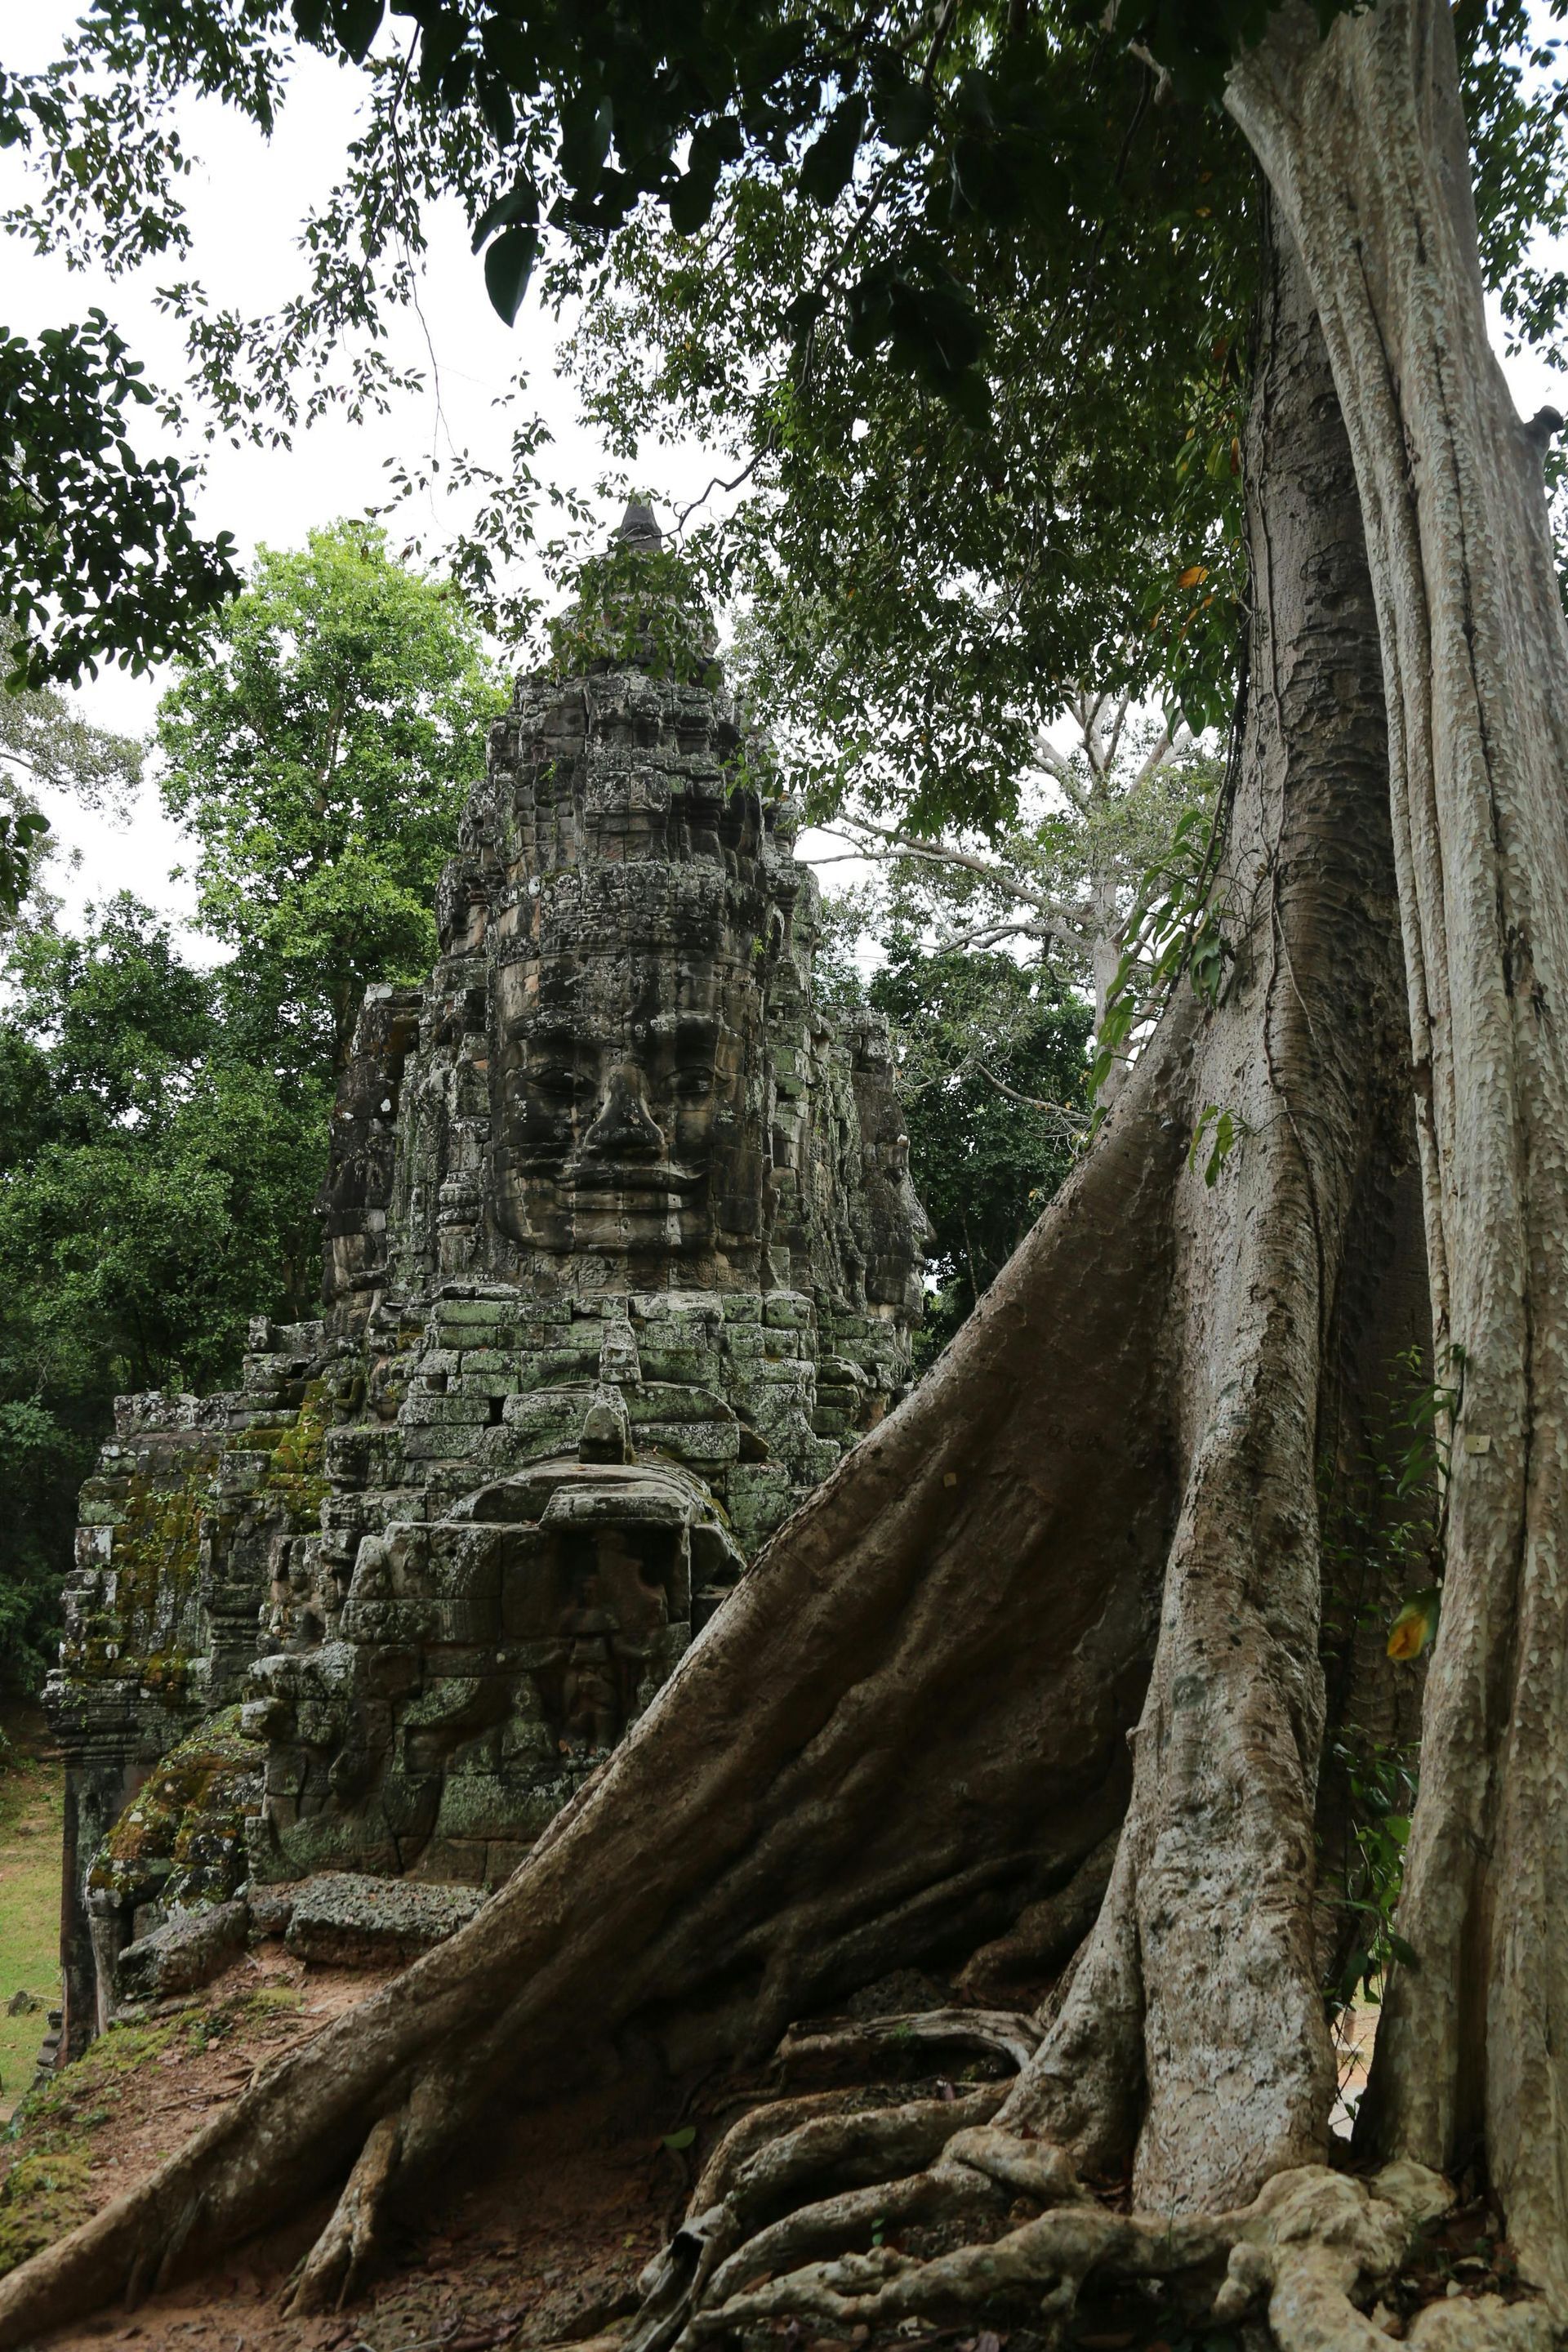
[2,2,1568,2346]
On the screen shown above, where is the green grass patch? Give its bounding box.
[0,2015,176,2279]
[0,2148,94,2277]
[0,1723,63,2123]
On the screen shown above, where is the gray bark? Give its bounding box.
[1228,0,1568,2306]
[996,203,1408,2212]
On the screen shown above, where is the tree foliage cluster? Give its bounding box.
[0,527,499,1692]
[157,521,503,1076]
[867,940,1090,1361]
[0,895,325,1691]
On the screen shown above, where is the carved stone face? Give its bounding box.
[492,902,762,1268]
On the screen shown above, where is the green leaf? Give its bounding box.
[668,154,721,235]
[559,93,612,188]
[800,96,866,207]
[783,289,828,334]
[483,225,539,327]
[470,176,539,256]
[331,0,385,65]
[871,74,935,150]
[662,2125,697,2151]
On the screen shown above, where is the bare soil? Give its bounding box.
[1,1939,680,2352]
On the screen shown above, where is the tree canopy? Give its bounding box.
[6,2,1563,851]
[156,520,503,1076]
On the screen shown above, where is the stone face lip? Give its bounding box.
[114,1900,248,2002]
[283,1872,488,1968]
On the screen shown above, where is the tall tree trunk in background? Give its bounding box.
[1228,0,1568,2301]
[0,201,1413,2345]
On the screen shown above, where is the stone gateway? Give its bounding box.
[47,506,929,2058]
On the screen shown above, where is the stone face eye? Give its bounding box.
[529,1065,581,1100]
[672,1070,713,1100]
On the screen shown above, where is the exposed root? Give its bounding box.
[630,2091,1008,2352]
[630,2117,1480,2352]
[681,2154,1457,2342]
[708,2089,1008,2234]
[684,2088,893,2214]
[693,2169,1001,2335]
[285,2110,403,2316]
[689,2189,1229,2337]
[956,1837,1119,2006]
[1403,2301,1560,2349]
[775,2010,1041,2082]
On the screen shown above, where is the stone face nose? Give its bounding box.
[583,1064,665,1158]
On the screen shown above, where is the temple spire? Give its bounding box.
[614,497,663,551]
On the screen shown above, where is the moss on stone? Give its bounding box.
[60,1448,217,1686]
[88,1706,262,1913]
[265,1381,330,1524]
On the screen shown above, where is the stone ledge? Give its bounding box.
[115,1900,248,2002]
[283,1871,488,1967]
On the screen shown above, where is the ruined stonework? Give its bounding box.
[47,506,927,2056]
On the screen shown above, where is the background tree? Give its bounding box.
[156,521,504,1080]
[0,532,501,1693]
[0,898,323,1693]
[811,689,1219,1090]
[0,629,145,924]
[866,940,1089,1358]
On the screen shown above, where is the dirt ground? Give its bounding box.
[0,1936,683,2352]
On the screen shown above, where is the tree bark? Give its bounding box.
[1227,0,1568,2305]
[992,198,1406,2212]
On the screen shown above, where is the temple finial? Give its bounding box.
[615,497,663,551]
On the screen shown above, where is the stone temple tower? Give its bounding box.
[47,505,928,2053]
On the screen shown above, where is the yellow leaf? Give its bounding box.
[1387,1590,1441,1661]
[1178,563,1209,590]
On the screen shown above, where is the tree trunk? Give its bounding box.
[991,197,1406,2213]
[1227,0,1568,2304]
[0,197,1413,2346]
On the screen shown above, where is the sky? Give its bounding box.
[5,9,1567,948]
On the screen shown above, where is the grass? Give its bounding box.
[0,1710,63,2127]
[0,1983,307,2280]
[0,2015,176,2277]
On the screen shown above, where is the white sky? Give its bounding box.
[4,8,1566,947]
